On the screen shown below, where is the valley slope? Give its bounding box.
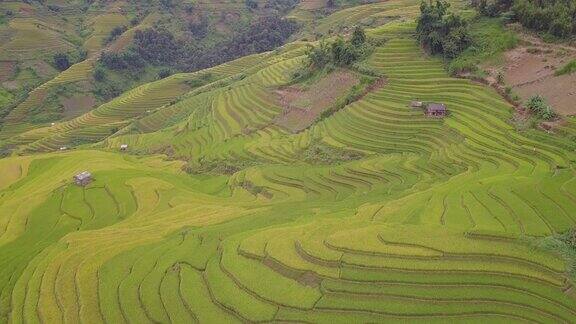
[1,0,576,323]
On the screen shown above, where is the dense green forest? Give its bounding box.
[473,0,576,38]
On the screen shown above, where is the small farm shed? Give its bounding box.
[410,101,423,108]
[73,171,92,186]
[120,144,128,151]
[426,103,447,117]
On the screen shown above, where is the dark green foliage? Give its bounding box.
[350,26,366,46]
[416,0,471,58]
[331,37,361,65]
[182,16,299,70]
[158,68,171,79]
[183,158,260,175]
[94,82,122,101]
[98,16,298,73]
[238,180,272,198]
[133,28,182,66]
[187,15,209,39]
[53,53,71,71]
[47,4,62,11]
[159,0,173,9]
[264,0,300,13]
[130,17,140,26]
[525,95,556,120]
[471,0,513,17]
[104,25,127,45]
[245,0,259,10]
[100,51,145,70]
[302,141,364,164]
[184,73,214,88]
[184,4,195,14]
[93,67,106,82]
[512,0,576,38]
[305,27,368,70]
[306,41,332,68]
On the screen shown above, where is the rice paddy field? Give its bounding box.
[1,0,576,323]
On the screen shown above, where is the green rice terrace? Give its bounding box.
[1,0,576,323]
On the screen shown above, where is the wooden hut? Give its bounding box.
[73,171,92,186]
[410,101,423,108]
[426,103,447,117]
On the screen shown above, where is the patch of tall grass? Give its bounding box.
[555,60,576,76]
[449,16,518,74]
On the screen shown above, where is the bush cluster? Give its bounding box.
[104,25,127,45]
[525,95,556,120]
[306,27,368,69]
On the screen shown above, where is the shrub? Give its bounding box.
[350,26,366,46]
[130,17,140,26]
[555,60,576,76]
[245,0,258,10]
[158,68,171,79]
[104,25,127,45]
[188,16,209,39]
[93,67,106,82]
[525,95,556,120]
[53,53,71,71]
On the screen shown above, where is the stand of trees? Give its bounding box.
[513,0,576,38]
[97,16,298,74]
[416,0,471,59]
[306,27,368,69]
[472,0,576,38]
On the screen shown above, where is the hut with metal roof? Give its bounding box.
[426,103,447,117]
[73,171,92,186]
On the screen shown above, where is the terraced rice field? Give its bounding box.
[1,1,576,323]
[0,18,74,60]
[83,13,129,54]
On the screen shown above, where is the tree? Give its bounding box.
[93,67,106,82]
[306,41,331,68]
[158,68,171,79]
[53,53,71,71]
[331,37,359,66]
[351,26,366,46]
[159,0,173,9]
[416,0,470,58]
[188,15,209,39]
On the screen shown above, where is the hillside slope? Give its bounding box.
[1,0,576,323]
